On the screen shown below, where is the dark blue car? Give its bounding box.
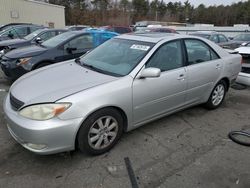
[1,29,118,80]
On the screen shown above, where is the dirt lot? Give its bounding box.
[0,71,250,188]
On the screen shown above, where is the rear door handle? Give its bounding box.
[177,74,185,80]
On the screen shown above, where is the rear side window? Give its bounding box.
[185,39,219,65]
[209,35,219,43]
[64,34,93,50]
[218,34,228,42]
[30,26,42,33]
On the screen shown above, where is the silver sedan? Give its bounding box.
[4,33,241,155]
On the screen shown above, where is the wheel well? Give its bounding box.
[220,77,230,91]
[74,106,128,150]
[32,61,53,70]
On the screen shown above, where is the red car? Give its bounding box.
[100,26,132,34]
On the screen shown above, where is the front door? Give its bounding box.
[132,40,187,124]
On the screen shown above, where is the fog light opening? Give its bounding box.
[24,143,47,150]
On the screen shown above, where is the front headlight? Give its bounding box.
[19,103,71,120]
[17,57,32,66]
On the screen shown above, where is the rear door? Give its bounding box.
[132,40,187,124]
[184,39,222,104]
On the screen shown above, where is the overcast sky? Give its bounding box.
[168,0,247,7]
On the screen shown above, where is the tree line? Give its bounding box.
[47,0,250,26]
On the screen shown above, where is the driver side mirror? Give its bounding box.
[35,37,42,44]
[66,47,77,54]
[8,31,14,39]
[139,68,161,79]
[228,37,234,40]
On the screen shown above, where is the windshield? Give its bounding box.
[80,38,154,76]
[233,34,250,41]
[42,32,76,48]
[24,29,44,40]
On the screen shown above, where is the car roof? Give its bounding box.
[70,30,119,35]
[191,31,217,35]
[116,33,183,43]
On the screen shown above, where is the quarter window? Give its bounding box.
[146,40,183,72]
[184,39,219,65]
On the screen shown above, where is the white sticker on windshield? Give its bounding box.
[130,44,150,51]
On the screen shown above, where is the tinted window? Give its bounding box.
[64,34,93,50]
[146,40,183,71]
[210,35,219,43]
[185,39,219,65]
[218,34,228,42]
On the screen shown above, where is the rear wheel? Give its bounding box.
[77,108,124,155]
[205,80,227,109]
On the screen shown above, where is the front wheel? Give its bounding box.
[77,108,124,155]
[205,80,227,109]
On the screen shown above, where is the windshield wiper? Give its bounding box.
[75,58,123,77]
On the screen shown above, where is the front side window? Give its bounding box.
[64,34,93,50]
[146,40,183,72]
[185,39,219,65]
[80,38,154,76]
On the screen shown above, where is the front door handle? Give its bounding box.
[177,74,185,80]
[216,64,222,69]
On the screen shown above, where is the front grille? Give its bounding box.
[10,93,24,111]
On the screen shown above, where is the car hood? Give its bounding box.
[4,45,47,59]
[10,61,118,105]
[222,40,247,49]
[0,39,28,48]
[235,46,250,54]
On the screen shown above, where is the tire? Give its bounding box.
[35,62,51,69]
[228,131,250,146]
[77,108,124,155]
[205,80,227,109]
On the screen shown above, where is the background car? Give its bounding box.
[100,26,132,34]
[0,30,118,80]
[135,27,178,34]
[0,23,33,32]
[0,24,44,41]
[65,25,90,31]
[235,44,250,86]
[222,33,250,49]
[3,33,241,155]
[189,31,229,46]
[0,28,66,56]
